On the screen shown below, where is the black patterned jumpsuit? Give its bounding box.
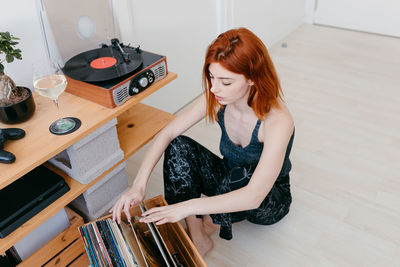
[163,107,294,240]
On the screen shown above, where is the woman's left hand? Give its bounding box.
[140,201,191,225]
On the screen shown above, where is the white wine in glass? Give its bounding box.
[33,60,78,135]
[33,74,66,100]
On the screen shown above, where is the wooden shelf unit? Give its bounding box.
[17,208,86,267]
[0,73,177,255]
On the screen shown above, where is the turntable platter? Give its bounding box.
[63,46,143,82]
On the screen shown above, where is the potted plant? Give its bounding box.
[0,31,35,124]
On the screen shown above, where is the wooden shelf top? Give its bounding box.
[117,103,175,158]
[0,72,177,190]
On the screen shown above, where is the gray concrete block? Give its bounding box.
[70,161,128,217]
[48,118,124,184]
[75,192,127,222]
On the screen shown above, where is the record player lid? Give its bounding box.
[40,0,120,64]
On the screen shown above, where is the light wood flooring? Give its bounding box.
[126,24,400,266]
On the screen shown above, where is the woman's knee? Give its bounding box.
[163,135,197,177]
[165,135,196,158]
[247,202,291,226]
[170,135,195,147]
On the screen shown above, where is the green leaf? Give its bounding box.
[0,32,22,65]
[14,53,22,60]
[3,46,11,54]
[0,63,4,72]
[3,32,10,38]
[6,54,14,63]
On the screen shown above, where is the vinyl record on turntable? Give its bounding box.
[63,46,143,82]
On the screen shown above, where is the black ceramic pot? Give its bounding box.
[0,87,36,124]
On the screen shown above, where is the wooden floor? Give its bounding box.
[126,24,400,266]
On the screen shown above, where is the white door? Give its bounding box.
[314,0,400,37]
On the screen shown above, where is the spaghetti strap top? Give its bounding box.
[217,106,294,178]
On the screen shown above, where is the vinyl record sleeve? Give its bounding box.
[104,220,125,266]
[129,220,149,267]
[116,222,139,266]
[139,203,177,267]
[96,221,120,266]
[95,222,113,265]
[93,223,113,266]
[108,218,137,266]
[87,223,106,267]
[119,221,149,267]
[83,226,99,267]
[107,219,130,266]
[78,227,96,267]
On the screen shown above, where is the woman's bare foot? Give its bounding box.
[202,215,220,236]
[185,215,216,256]
[191,233,214,257]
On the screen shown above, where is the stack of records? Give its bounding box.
[78,204,184,267]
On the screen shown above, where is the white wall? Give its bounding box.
[230,0,307,48]
[314,0,400,37]
[304,0,316,23]
[124,0,219,113]
[0,0,48,90]
[1,0,307,113]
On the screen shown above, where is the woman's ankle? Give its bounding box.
[202,215,220,236]
[189,228,214,256]
[185,215,207,239]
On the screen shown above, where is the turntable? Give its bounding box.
[39,0,168,108]
[63,39,168,108]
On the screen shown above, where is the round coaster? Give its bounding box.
[49,117,82,135]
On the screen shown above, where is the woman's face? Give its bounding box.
[208,62,253,105]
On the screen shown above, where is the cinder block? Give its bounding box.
[75,192,127,222]
[48,118,124,184]
[70,161,128,219]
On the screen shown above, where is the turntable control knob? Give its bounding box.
[129,87,139,95]
[139,77,148,88]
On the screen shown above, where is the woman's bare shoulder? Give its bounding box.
[265,102,293,129]
[259,102,294,143]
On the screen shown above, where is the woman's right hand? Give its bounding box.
[110,185,145,224]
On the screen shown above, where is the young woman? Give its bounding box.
[111,27,294,256]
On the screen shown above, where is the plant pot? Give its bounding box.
[0,87,36,124]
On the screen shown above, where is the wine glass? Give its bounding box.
[33,59,77,135]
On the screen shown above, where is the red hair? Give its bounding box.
[203,27,283,122]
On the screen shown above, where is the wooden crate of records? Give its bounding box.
[17,208,88,267]
[79,195,207,267]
